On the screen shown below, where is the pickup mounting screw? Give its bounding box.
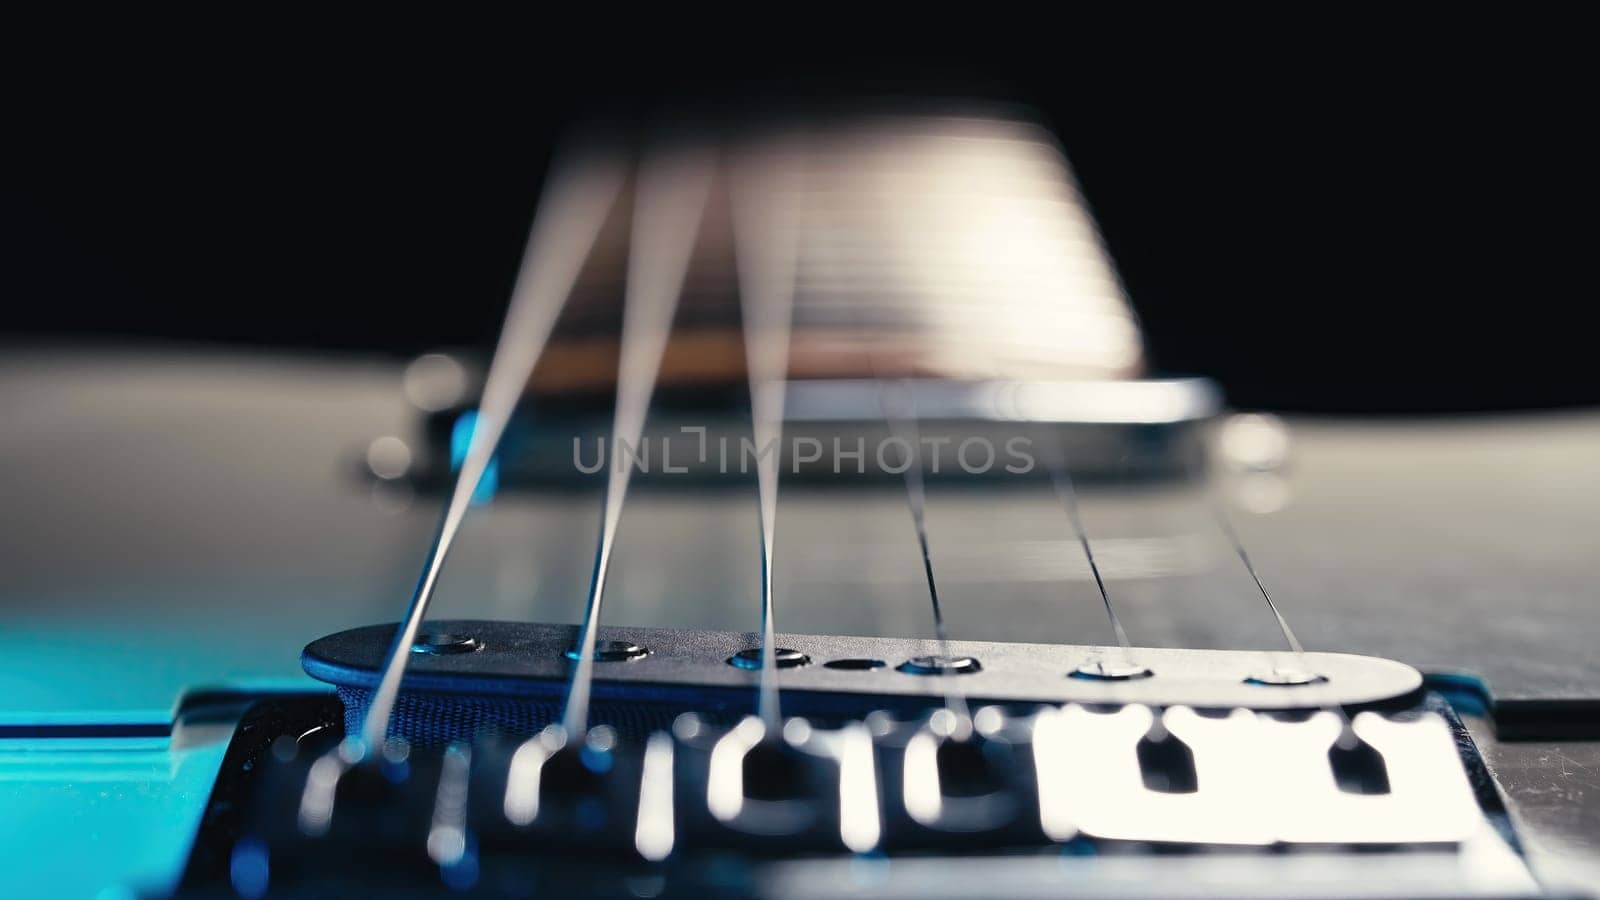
[565,640,649,662]
[729,648,810,669]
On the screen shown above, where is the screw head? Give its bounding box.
[897,654,982,675]
[1069,660,1153,681]
[728,647,810,670]
[564,640,649,662]
[1244,668,1328,686]
[410,633,483,655]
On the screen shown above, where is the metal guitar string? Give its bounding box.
[359,150,627,751]
[1216,509,1305,656]
[1188,441,1313,670]
[951,189,1140,673]
[845,142,1024,724]
[1045,440,1137,660]
[1199,449,1358,743]
[872,377,972,723]
[968,310,1139,666]
[730,146,802,729]
[1210,503,1305,656]
[560,147,715,736]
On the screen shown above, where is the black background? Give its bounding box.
[3,15,1593,412]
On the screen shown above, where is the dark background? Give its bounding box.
[3,17,1593,412]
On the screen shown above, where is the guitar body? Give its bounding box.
[6,348,1599,897]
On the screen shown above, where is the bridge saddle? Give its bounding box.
[248,702,1481,865]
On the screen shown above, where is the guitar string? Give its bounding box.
[847,145,1054,724]
[840,146,973,721]
[1043,431,1138,662]
[966,307,1139,665]
[727,125,973,719]
[560,146,715,736]
[1210,502,1305,655]
[872,376,971,722]
[1199,445,1358,743]
[359,148,628,751]
[730,145,802,729]
[948,184,1140,675]
[1189,445,1313,671]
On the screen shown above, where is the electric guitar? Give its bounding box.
[6,108,1599,900]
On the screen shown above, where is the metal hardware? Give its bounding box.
[565,640,649,662]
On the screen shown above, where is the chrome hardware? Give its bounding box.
[1259,711,1479,844]
[897,655,982,676]
[410,633,482,655]
[266,701,1488,864]
[1070,659,1153,681]
[1043,705,1274,845]
[897,709,1023,833]
[704,716,823,836]
[728,647,811,670]
[306,622,1426,720]
[564,640,649,662]
[1244,667,1327,687]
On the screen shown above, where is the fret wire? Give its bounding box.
[359,149,627,752]
[561,146,715,736]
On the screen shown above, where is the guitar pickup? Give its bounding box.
[379,372,1223,491]
[242,622,1495,859]
[302,620,1427,746]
